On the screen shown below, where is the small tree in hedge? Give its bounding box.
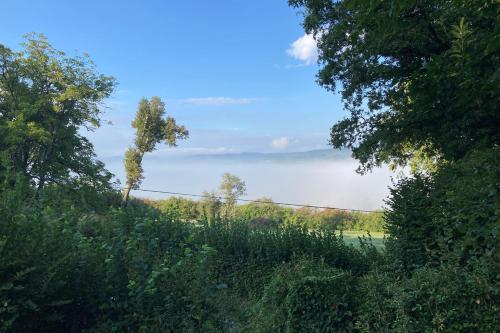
[384,175,437,272]
[219,173,246,221]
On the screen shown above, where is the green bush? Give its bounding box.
[350,212,385,233]
[354,271,398,332]
[1,175,497,332]
[393,264,499,332]
[353,264,499,333]
[0,189,239,332]
[385,148,499,273]
[236,199,291,228]
[0,207,107,332]
[252,259,357,332]
[431,148,499,267]
[194,221,371,277]
[153,196,200,222]
[384,174,437,272]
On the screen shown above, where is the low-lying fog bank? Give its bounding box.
[103,150,394,211]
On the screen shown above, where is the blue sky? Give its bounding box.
[1,0,343,153]
[1,1,394,209]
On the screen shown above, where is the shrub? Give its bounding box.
[384,174,437,272]
[354,271,398,332]
[153,196,199,222]
[0,190,239,332]
[236,199,291,228]
[393,264,499,332]
[431,148,499,267]
[252,259,358,332]
[350,212,385,233]
[0,207,106,332]
[385,148,499,273]
[193,222,371,277]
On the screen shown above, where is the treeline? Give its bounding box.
[151,196,385,232]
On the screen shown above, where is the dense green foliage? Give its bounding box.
[385,148,500,273]
[0,34,116,191]
[251,260,358,332]
[284,1,499,331]
[3,190,496,332]
[289,0,499,172]
[2,0,499,329]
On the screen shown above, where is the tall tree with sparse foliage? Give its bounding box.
[122,97,188,204]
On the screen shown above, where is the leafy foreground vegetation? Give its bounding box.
[1,0,499,330]
[0,185,498,332]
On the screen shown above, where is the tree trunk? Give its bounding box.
[122,184,132,207]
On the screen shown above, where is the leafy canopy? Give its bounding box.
[124,97,188,191]
[219,172,247,206]
[0,33,116,189]
[289,0,499,172]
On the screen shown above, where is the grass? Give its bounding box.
[338,230,386,250]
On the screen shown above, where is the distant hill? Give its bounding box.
[103,149,352,164]
[179,149,351,163]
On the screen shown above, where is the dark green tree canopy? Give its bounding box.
[289,0,499,172]
[0,33,116,188]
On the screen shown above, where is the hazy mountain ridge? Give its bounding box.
[103,149,351,164]
[181,149,351,163]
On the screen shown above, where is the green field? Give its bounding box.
[338,230,386,249]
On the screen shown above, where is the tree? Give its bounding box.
[0,33,116,189]
[199,191,222,225]
[122,97,188,204]
[288,0,499,172]
[289,0,499,272]
[219,173,246,220]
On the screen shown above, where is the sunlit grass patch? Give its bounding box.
[338,230,386,250]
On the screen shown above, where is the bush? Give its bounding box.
[384,174,437,272]
[393,264,499,332]
[431,148,499,267]
[252,259,357,332]
[2,169,497,332]
[350,212,385,233]
[0,207,107,332]
[385,148,499,273]
[193,221,371,278]
[0,190,239,332]
[354,271,398,332]
[236,199,291,228]
[153,196,200,222]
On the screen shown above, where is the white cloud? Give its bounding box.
[286,33,318,65]
[182,97,259,106]
[271,137,289,150]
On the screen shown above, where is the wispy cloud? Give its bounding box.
[286,33,318,65]
[273,63,309,70]
[151,146,234,156]
[271,137,289,150]
[182,97,260,106]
